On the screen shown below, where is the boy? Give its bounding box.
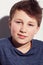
[0,0,43,65]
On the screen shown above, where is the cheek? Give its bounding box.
[10,23,20,34]
[27,28,37,36]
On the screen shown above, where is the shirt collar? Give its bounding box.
[9,37,38,56]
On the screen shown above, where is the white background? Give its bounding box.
[0,0,43,41]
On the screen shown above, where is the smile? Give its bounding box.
[18,34,27,39]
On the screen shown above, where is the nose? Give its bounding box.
[20,24,26,33]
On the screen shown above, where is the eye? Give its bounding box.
[15,21,22,24]
[28,24,34,26]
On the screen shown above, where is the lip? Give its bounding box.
[18,34,27,39]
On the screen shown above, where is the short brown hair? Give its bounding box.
[10,0,42,27]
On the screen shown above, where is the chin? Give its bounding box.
[17,40,29,45]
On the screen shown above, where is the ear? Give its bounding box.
[35,27,40,34]
[8,18,11,29]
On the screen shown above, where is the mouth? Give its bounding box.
[18,34,27,39]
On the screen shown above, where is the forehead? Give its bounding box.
[13,10,37,23]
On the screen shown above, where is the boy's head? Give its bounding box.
[9,0,42,27]
[9,0,42,45]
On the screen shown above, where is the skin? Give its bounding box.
[9,10,39,53]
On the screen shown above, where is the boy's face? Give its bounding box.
[9,10,39,44]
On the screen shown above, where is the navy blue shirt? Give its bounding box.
[0,37,43,65]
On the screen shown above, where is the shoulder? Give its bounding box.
[33,39,43,44]
[33,39,43,49]
[0,37,11,48]
[33,39,43,62]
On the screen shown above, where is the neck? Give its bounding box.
[17,42,32,54]
[11,37,32,54]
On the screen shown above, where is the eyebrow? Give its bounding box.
[15,19,23,21]
[28,21,36,24]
